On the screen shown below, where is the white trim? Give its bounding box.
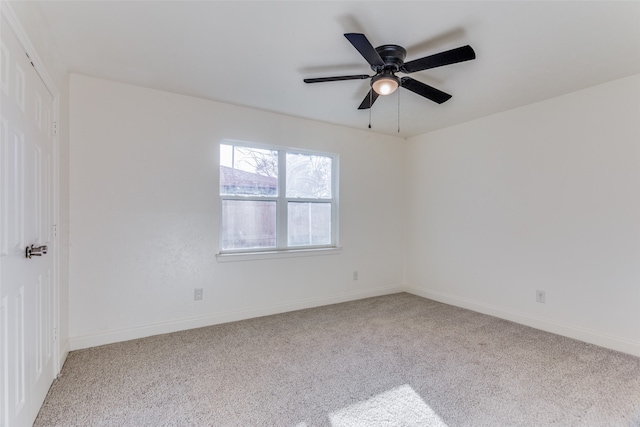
[69,284,403,350]
[58,339,69,372]
[0,1,59,97]
[216,246,341,262]
[69,284,640,356]
[404,285,640,357]
[219,140,338,253]
[221,138,339,158]
[276,148,287,246]
[52,98,61,376]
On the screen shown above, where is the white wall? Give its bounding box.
[69,74,406,349]
[69,72,640,356]
[7,0,71,367]
[405,74,640,356]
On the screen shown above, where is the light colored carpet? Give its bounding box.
[35,293,640,426]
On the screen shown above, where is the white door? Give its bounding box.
[1,12,56,427]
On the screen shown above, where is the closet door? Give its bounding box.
[1,12,56,427]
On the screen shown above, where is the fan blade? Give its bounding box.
[400,77,452,104]
[401,45,476,73]
[344,33,385,68]
[304,74,370,84]
[357,89,379,110]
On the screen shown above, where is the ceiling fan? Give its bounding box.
[304,33,476,110]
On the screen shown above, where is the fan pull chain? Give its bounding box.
[368,90,372,129]
[397,86,401,133]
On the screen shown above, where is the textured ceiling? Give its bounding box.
[34,1,640,138]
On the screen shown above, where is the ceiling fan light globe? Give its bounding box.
[371,74,399,96]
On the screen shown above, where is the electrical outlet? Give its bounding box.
[353,271,358,281]
[194,288,203,301]
[536,290,545,303]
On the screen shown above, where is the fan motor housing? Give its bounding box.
[374,44,407,71]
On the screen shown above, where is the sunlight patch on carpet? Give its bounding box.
[328,384,448,427]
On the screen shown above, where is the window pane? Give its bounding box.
[220,144,278,196]
[221,200,276,250]
[286,153,332,199]
[288,202,331,246]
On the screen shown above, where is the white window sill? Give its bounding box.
[216,247,342,262]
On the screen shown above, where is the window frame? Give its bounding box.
[218,140,339,256]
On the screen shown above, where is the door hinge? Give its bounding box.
[52,121,58,136]
[53,327,58,342]
[26,52,35,68]
[52,224,58,238]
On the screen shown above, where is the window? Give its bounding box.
[219,141,337,253]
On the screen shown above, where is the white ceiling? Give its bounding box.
[34,1,640,138]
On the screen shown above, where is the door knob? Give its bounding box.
[25,244,48,259]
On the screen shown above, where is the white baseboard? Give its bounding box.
[69,285,404,351]
[58,339,70,373]
[404,285,640,357]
